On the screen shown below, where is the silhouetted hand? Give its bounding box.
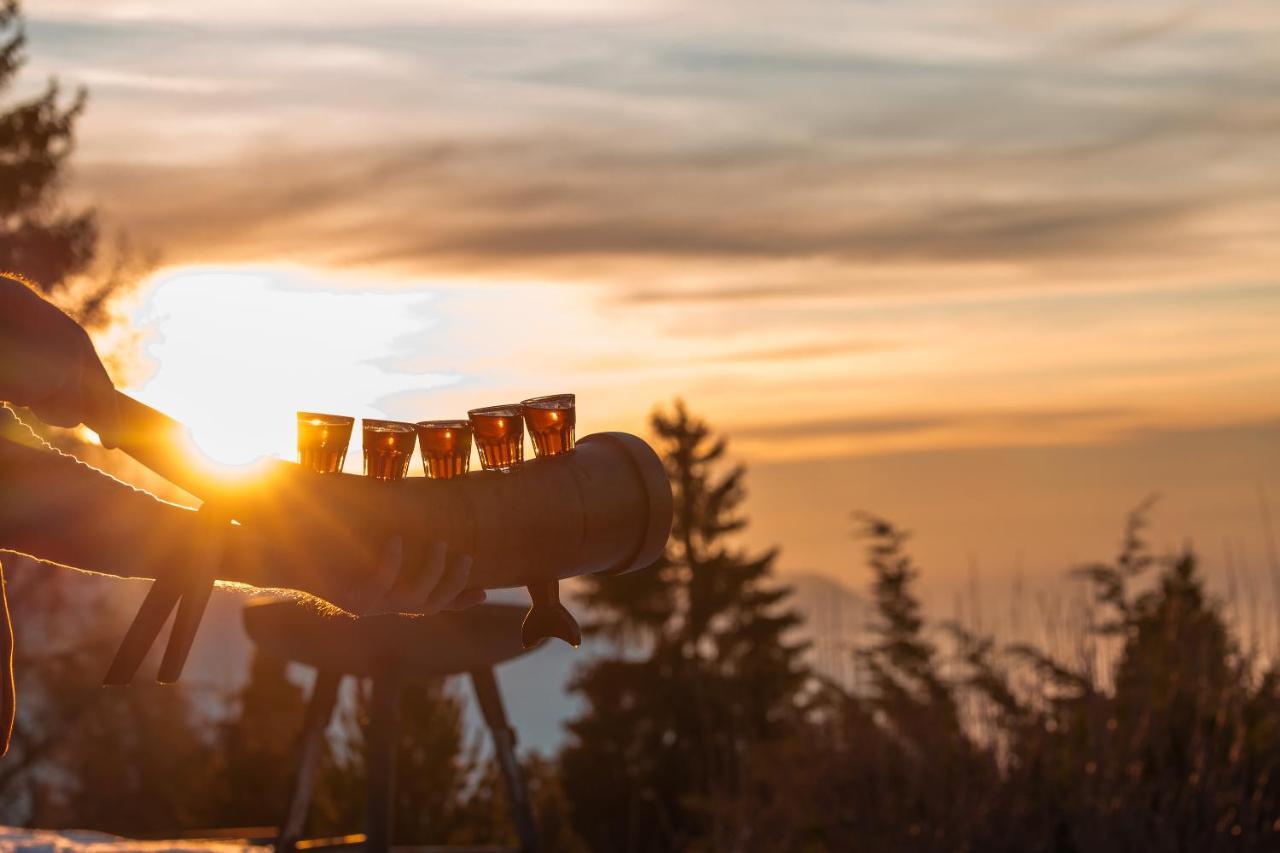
[361,537,486,615]
[0,274,122,447]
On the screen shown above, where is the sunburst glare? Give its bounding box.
[124,266,457,468]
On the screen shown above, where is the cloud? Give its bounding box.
[40,0,1280,317]
[579,337,890,373]
[72,68,245,94]
[734,415,947,441]
[619,282,847,304]
[32,0,657,26]
[731,407,1137,443]
[77,116,1279,291]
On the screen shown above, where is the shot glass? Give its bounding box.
[468,404,525,472]
[297,412,354,474]
[362,419,417,481]
[522,393,576,458]
[415,419,473,480]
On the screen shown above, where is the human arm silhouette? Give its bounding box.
[0,409,478,613]
[0,274,480,615]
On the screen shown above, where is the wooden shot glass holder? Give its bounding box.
[98,393,672,687]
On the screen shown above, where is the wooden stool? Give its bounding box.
[242,600,543,853]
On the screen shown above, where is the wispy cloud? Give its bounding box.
[733,407,1137,442]
[48,0,1276,290]
[73,67,256,95]
[29,0,1272,280]
[16,0,1280,470]
[78,100,1280,266]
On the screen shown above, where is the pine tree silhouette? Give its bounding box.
[561,400,808,852]
[0,1,97,299]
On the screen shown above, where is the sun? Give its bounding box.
[122,266,453,469]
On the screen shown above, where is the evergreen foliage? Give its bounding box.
[0,567,216,833]
[731,505,1280,852]
[561,401,809,852]
[207,651,308,829]
[0,1,97,302]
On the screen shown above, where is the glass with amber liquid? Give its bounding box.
[522,394,576,458]
[297,412,355,473]
[416,420,473,480]
[468,405,525,472]
[362,419,417,481]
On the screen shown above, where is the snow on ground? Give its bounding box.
[0,827,267,853]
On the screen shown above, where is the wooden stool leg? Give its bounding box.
[102,577,183,686]
[156,577,214,684]
[277,669,342,853]
[471,668,540,853]
[364,673,400,853]
[158,513,227,684]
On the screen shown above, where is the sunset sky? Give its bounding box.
[16,0,1280,605]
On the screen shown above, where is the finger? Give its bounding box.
[378,539,447,614]
[83,362,122,449]
[422,552,472,615]
[358,535,404,615]
[28,363,83,430]
[443,589,486,611]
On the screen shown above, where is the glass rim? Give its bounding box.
[521,393,575,409]
[297,411,354,426]
[363,418,416,433]
[415,419,473,431]
[468,404,523,418]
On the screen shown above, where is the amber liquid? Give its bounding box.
[299,447,348,474]
[417,422,473,480]
[470,409,525,471]
[363,424,416,481]
[524,402,576,457]
[424,453,467,479]
[297,415,354,474]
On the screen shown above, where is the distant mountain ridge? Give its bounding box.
[781,571,869,690]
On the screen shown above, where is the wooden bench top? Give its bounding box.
[242,599,537,678]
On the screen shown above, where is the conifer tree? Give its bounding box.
[0,567,216,831]
[854,514,966,753]
[207,651,309,829]
[307,677,478,844]
[0,1,97,299]
[561,400,807,852]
